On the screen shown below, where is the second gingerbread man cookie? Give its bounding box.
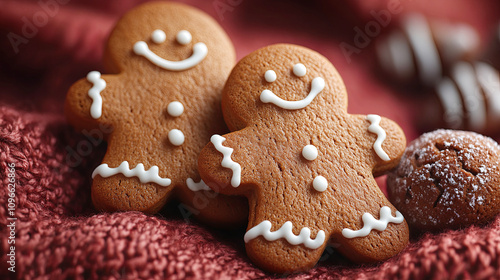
[199,44,409,273]
[65,2,247,226]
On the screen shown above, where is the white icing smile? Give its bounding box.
[260,64,325,110]
[244,220,325,249]
[133,30,207,71]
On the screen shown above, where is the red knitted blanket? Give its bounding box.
[1,0,499,279]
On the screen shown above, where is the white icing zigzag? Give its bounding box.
[186,178,211,191]
[342,206,404,239]
[92,161,171,187]
[244,220,326,249]
[87,71,106,119]
[210,134,241,188]
[260,77,325,110]
[366,114,390,161]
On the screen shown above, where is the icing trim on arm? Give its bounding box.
[186,178,211,191]
[133,41,207,71]
[342,206,404,238]
[244,220,326,249]
[260,77,325,110]
[86,71,106,119]
[92,161,171,187]
[210,134,241,187]
[366,114,390,161]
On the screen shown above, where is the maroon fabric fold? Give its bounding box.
[1,0,500,279]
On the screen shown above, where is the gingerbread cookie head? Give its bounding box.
[221,44,347,131]
[199,44,409,273]
[104,1,231,82]
[64,2,248,226]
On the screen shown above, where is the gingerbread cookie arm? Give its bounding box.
[351,114,406,176]
[198,130,259,195]
[65,72,120,132]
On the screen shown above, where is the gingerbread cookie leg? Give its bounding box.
[89,125,175,213]
[243,204,328,273]
[334,198,409,263]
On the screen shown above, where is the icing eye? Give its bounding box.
[293,63,307,77]
[176,30,192,45]
[151,29,166,44]
[264,70,277,83]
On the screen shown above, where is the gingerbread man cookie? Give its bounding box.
[198,44,409,273]
[65,2,247,226]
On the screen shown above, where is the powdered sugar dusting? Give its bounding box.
[387,129,500,231]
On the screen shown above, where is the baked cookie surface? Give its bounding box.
[65,1,247,226]
[199,44,409,273]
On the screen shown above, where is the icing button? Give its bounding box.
[313,176,328,192]
[168,129,185,146]
[302,145,318,161]
[167,101,184,117]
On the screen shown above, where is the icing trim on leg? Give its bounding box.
[244,220,326,249]
[342,206,404,239]
[92,161,171,187]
